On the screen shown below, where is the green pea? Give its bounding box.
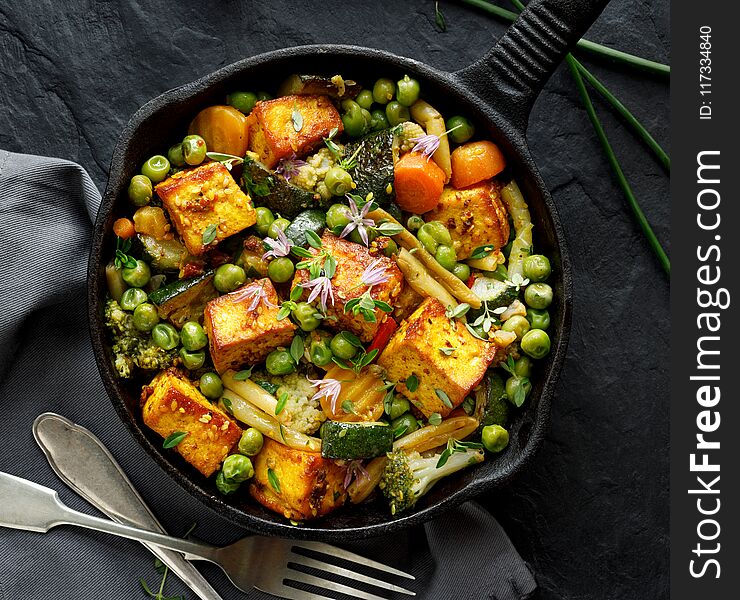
[309,339,333,366]
[292,302,320,331]
[182,134,207,166]
[520,329,551,359]
[330,333,358,360]
[227,91,258,115]
[215,470,240,495]
[502,315,531,340]
[526,308,550,330]
[355,89,374,110]
[266,349,296,375]
[372,78,396,104]
[324,166,354,196]
[268,257,295,284]
[396,75,420,107]
[214,263,246,293]
[132,302,160,332]
[422,221,453,246]
[179,348,205,370]
[180,321,208,351]
[481,424,509,453]
[167,142,186,168]
[446,116,475,144]
[435,245,457,272]
[255,91,272,102]
[152,323,180,351]
[370,109,390,131]
[391,413,419,438]
[361,108,373,130]
[341,100,367,138]
[523,254,551,282]
[254,207,275,237]
[385,101,410,127]
[514,356,534,378]
[141,155,170,183]
[382,238,398,257]
[222,454,254,482]
[119,287,148,311]
[452,263,471,282]
[128,175,153,207]
[416,227,438,255]
[326,203,352,230]
[388,394,411,420]
[407,215,424,231]
[199,372,223,399]
[268,218,290,239]
[121,260,151,288]
[238,428,264,456]
[505,376,532,405]
[524,282,553,309]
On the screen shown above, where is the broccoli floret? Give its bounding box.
[379,444,485,515]
[104,299,176,378]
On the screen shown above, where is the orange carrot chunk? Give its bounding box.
[394,152,446,214]
[189,105,249,157]
[450,140,506,189]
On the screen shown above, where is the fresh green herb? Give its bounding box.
[374,222,405,236]
[206,151,244,170]
[393,423,409,438]
[276,301,296,321]
[434,0,447,32]
[275,392,288,415]
[233,368,253,381]
[469,245,496,260]
[436,438,484,468]
[504,273,529,291]
[462,396,476,416]
[344,290,392,322]
[291,246,313,259]
[383,386,396,416]
[257,380,279,395]
[242,172,273,197]
[267,468,281,494]
[290,335,305,363]
[324,127,342,158]
[340,331,362,347]
[405,374,419,392]
[438,347,457,356]
[338,144,363,171]
[221,397,233,414]
[162,431,188,449]
[114,237,137,269]
[291,105,303,132]
[428,412,442,426]
[290,285,304,302]
[435,388,453,409]
[445,303,470,321]
[279,423,287,443]
[305,230,323,248]
[470,301,505,334]
[202,224,218,245]
[341,399,356,414]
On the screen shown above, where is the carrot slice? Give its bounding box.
[393,151,446,213]
[450,140,506,189]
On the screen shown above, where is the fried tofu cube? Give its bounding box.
[377,297,498,417]
[203,278,296,373]
[425,180,509,259]
[246,95,343,168]
[250,438,347,520]
[142,369,241,477]
[291,233,404,342]
[155,161,256,256]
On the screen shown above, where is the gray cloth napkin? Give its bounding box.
[0,149,537,600]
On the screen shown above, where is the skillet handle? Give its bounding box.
[455,0,610,132]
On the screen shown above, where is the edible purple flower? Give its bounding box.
[339,196,375,246]
[302,275,335,312]
[308,377,343,413]
[343,460,370,489]
[262,229,293,260]
[361,258,389,287]
[274,153,307,181]
[409,124,462,160]
[231,281,276,312]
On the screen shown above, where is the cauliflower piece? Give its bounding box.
[396,121,426,154]
[251,370,326,435]
[291,147,339,201]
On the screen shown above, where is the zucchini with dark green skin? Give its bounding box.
[285,209,326,247]
[470,277,520,308]
[321,421,393,459]
[241,156,320,219]
[344,129,395,206]
[138,234,187,272]
[475,372,510,433]
[148,271,217,328]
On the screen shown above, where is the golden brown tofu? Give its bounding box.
[378,297,498,417]
[155,162,257,256]
[426,180,509,259]
[203,278,296,373]
[246,95,343,168]
[141,369,241,477]
[291,233,404,342]
[250,438,347,520]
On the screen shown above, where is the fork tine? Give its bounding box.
[284,570,391,600]
[289,553,416,596]
[255,584,335,600]
[293,540,415,580]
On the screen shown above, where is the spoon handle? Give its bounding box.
[32,413,224,600]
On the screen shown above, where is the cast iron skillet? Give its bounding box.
[89,0,609,541]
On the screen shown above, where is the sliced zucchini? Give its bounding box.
[148,271,218,328]
[138,234,186,272]
[320,421,393,459]
[242,156,321,219]
[470,277,519,308]
[344,129,395,206]
[285,209,326,247]
[277,74,361,99]
[475,372,509,433]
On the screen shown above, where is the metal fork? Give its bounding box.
[0,471,415,600]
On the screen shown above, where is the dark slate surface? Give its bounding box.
[0,1,669,598]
